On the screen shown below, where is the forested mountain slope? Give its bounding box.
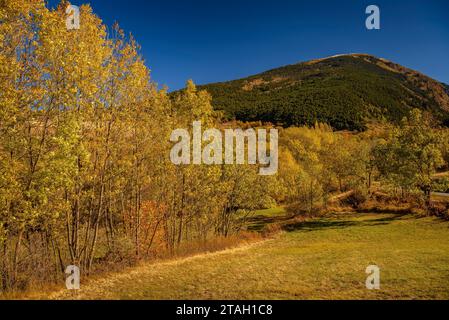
[198,54,449,130]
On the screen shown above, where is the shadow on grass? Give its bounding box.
[246,214,295,231]
[282,213,409,233]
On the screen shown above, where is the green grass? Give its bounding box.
[48,212,449,300]
[253,207,287,217]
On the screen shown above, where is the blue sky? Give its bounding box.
[48,0,449,90]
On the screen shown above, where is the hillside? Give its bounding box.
[198,54,449,130]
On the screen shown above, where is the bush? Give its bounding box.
[345,189,368,208]
[428,203,449,217]
[443,209,449,220]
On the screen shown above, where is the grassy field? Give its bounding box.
[44,210,449,300]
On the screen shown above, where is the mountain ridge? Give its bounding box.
[197,54,449,130]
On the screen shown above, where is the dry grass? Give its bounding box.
[2,231,264,300]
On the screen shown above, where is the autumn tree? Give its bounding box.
[375,109,445,206]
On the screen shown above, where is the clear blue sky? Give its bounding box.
[48,0,449,90]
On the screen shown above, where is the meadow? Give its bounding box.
[41,209,449,300]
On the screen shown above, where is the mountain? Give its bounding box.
[198,54,449,130]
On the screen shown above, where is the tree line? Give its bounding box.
[0,1,273,291]
[276,111,449,214]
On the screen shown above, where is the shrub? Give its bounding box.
[345,189,368,208]
[428,203,449,217]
